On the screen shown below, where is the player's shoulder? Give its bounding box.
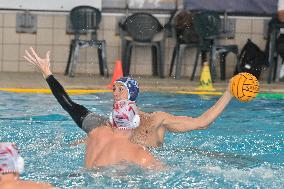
[152,111,172,118]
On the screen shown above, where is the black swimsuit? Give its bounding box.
[46,75,107,133]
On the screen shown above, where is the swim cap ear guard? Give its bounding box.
[16,156,25,174]
[109,100,140,130]
[115,77,139,101]
[0,142,25,174]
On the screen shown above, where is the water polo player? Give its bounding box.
[0,142,53,189]
[85,99,161,168]
[24,47,233,149]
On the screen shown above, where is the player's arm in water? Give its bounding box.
[23,47,91,131]
[158,86,232,132]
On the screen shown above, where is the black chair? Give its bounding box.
[119,12,165,78]
[170,10,239,81]
[193,11,239,81]
[169,10,203,79]
[267,22,284,83]
[65,6,108,77]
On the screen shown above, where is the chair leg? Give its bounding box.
[69,41,80,77]
[121,39,127,70]
[220,52,228,80]
[158,41,165,78]
[268,29,277,83]
[151,46,158,76]
[65,40,75,75]
[201,51,207,63]
[169,45,177,76]
[97,43,104,76]
[175,45,184,79]
[191,48,201,81]
[100,41,108,77]
[275,57,283,82]
[210,41,217,82]
[123,44,132,76]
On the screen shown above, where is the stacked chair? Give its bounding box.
[65,6,108,77]
[119,12,165,78]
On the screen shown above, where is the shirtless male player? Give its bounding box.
[24,47,232,149]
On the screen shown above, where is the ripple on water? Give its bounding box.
[0,91,283,188]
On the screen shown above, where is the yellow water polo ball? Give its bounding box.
[230,72,259,102]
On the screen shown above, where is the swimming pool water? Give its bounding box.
[0,91,283,189]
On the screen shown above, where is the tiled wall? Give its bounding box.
[0,11,270,80]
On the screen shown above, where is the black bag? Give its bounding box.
[235,39,266,79]
[174,10,199,43]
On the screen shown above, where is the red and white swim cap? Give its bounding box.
[109,100,140,130]
[0,142,24,174]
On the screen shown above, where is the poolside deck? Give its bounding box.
[0,72,284,94]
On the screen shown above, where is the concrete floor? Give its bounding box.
[0,72,284,94]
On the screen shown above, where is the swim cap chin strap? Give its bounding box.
[16,156,25,174]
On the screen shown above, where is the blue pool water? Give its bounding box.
[0,91,283,189]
